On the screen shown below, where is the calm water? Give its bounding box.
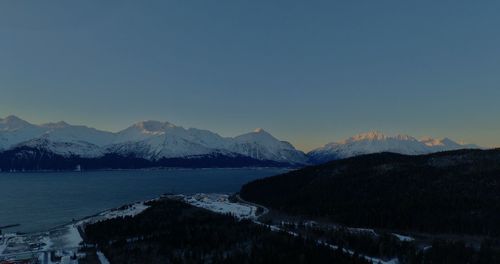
[0,168,286,233]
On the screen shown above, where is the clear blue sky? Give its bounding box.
[1,1,499,151]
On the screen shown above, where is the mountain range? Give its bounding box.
[308,131,480,164]
[0,115,307,168]
[0,115,480,169]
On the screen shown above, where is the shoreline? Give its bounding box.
[1,192,245,238]
[1,193,259,263]
[0,198,156,262]
[0,166,294,174]
[1,193,404,264]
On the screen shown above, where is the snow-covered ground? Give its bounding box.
[392,233,415,242]
[0,234,12,255]
[79,201,150,225]
[60,225,83,249]
[96,251,110,264]
[177,193,258,220]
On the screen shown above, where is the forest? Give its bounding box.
[240,149,500,236]
[284,222,500,264]
[81,199,369,264]
[80,197,500,264]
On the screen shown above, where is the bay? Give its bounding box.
[0,168,286,233]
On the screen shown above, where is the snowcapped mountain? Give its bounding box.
[0,116,114,157]
[229,128,308,164]
[40,121,115,146]
[0,115,45,150]
[308,131,480,164]
[109,120,226,159]
[0,116,307,166]
[420,137,479,151]
[15,138,104,158]
[109,122,308,164]
[0,116,482,168]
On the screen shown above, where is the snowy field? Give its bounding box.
[176,193,258,220]
[392,233,415,242]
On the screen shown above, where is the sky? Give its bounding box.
[0,1,499,152]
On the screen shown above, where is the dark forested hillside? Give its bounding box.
[81,199,369,264]
[240,149,500,236]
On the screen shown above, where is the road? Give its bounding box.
[234,194,395,264]
[234,194,269,219]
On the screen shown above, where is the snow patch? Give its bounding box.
[392,233,415,242]
[179,194,257,220]
[97,251,110,264]
[61,225,82,248]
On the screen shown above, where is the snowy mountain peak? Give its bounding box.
[420,137,462,148]
[41,121,71,129]
[131,120,177,134]
[420,137,439,146]
[235,129,277,143]
[344,131,417,144]
[394,134,418,141]
[421,137,439,146]
[253,128,266,133]
[229,129,307,164]
[4,115,24,121]
[0,115,33,131]
[441,137,460,146]
[348,131,387,141]
[308,132,480,164]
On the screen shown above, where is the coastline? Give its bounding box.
[1,193,402,264]
[0,199,154,263]
[0,166,295,174]
[1,193,260,263]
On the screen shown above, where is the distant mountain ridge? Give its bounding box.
[0,116,481,170]
[0,115,307,168]
[307,131,479,164]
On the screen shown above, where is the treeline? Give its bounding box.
[0,146,290,171]
[296,224,500,264]
[240,149,500,236]
[82,199,370,264]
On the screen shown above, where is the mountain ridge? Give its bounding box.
[307,131,479,164]
[0,116,481,168]
[0,115,308,166]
